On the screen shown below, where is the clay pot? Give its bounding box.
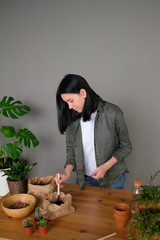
[34,218,43,228]
[38,225,48,234]
[24,226,33,236]
[34,219,39,229]
[113,202,130,228]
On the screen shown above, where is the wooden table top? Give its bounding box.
[0,183,132,240]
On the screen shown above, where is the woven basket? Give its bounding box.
[7,177,28,195]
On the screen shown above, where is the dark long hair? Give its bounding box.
[56,74,100,134]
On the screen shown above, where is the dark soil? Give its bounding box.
[10,201,29,209]
[54,200,64,206]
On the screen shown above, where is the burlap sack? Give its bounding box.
[28,176,56,205]
[39,192,75,220]
[28,176,56,194]
[28,176,75,220]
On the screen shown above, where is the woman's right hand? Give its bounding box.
[55,164,73,188]
[55,172,70,188]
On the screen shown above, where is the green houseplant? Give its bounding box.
[1,159,38,195]
[0,96,39,167]
[2,160,37,181]
[35,207,41,221]
[37,218,48,234]
[34,207,42,228]
[128,170,160,240]
[22,217,33,236]
[0,96,39,195]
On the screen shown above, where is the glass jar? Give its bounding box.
[131,179,142,214]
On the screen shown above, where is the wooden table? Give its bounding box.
[0,183,132,240]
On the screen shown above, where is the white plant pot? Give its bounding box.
[0,170,9,196]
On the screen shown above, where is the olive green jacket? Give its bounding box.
[65,98,132,189]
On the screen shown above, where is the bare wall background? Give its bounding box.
[0,0,160,189]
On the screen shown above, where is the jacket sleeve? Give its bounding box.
[112,109,132,162]
[64,126,76,170]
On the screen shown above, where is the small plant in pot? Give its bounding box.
[128,170,160,240]
[37,218,48,234]
[0,96,39,195]
[34,207,42,228]
[22,217,33,236]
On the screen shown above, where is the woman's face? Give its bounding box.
[61,89,87,113]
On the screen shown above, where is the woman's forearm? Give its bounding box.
[103,156,118,171]
[64,164,74,177]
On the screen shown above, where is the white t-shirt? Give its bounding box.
[80,111,97,176]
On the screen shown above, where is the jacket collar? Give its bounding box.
[70,98,105,129]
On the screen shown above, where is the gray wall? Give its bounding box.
[0,0,160,189]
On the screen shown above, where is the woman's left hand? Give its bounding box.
[91,157,118,179]
[91,163,108,179]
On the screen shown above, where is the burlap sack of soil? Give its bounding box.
[39,191,75,220]
[28,176,56,205]
[28,176,75,220]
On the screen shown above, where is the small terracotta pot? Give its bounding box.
[38,225,48,234]
[113,202,130,228]
[24,226,33,236]
[34,219,39,229]
[34,218,43,228]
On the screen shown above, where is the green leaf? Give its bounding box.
[15,128,39,148]
[5,142,23,160]
[1,160,37,181]
[0,126,16,138]
[0,96,31,119]
[37,218,48,227]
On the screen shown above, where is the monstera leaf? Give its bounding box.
[0,126,16,138]
[0,127,39,161]
[15,128,39,148]
[0,96,30,119]
[5,142,23,160]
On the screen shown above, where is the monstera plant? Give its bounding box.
[0,96,39,168]
[0,96,39,195]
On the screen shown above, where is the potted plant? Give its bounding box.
[22,217,33,236]
[37,218,48,234]
[34,207,42,228]
[2,159,37,195]
[0,96,39,195]
[128,170,160,240]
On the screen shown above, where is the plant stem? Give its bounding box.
[0,112,3,121]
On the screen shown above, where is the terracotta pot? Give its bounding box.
[34,219,39,229]
[38,225,48,234]
[24,226,33,236]
[113,202,130,228]
[34,218,43,228]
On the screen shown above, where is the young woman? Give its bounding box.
[55,74,132,190]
